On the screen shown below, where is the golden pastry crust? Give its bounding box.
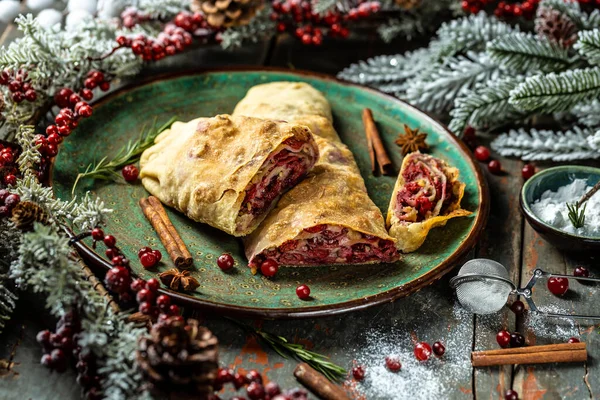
[139,114,318,236]
[386,152,472,253]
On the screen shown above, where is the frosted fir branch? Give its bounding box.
[134,0,188,19]
[487,32,573,73]
[15,125,41,174]
[509,67,600,113]
[449,76,526,135]
[0,281,17,334]
[491,126,600,161]
[571,99,600,127]
[405,52,501,113]
[0,220,20,335]
[584,9,600,30]
[219,5,275,49]
[574,29,600,66]
[312,0,338,15]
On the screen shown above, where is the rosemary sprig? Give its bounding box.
[228,318,347,382]
[566,201,586,229]
[71,116,177,195]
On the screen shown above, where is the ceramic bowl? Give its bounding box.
[520,165,600,252]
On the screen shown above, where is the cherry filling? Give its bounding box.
[395,159,454,223]
[237,138,315,231]
[249,224,399,267]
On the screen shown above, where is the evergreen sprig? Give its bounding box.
[229,318,347,382]
[574,29,600,66]
[72,117,177,195]
[566,201,586,229]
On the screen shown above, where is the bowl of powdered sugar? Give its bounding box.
[520,165,600,252]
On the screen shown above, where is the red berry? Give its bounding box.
[432,341,446,357]
[547,277,569,296]
[260,259,279,277]
[568,337,580,344]
[121,164,139,182]
[217,253,234,271]
[8,80,21,92]
[105,248,117,259]
[216,368,234,384]
[78,104,93,118]
[25,89,37,102]
[385,356,401,372]
[140,252,158,269]
[46,125,58,136]
[57,125,72,136]
[4,194,20,208]
[99,81,110,91]
[138,246,152,258]
[474,146,490,162]
[233,372,248,389]
[90,228,103,241]
[89,71,105,83]
[80,88,94,101]
[36,329,51,346]
[146,278,160,292]
[12,91,23,103]
[505,389,519,400]
[0,150,13,164]
[574,266,590,278]
[55,113,70,127]
[521,164,535,180]
[510,332,525,348]
[296,284,311,299]
[414,342,432,361]
[4,174,17,187]
[510,300,525,315]
[156,294,171,309]
[116,35,128,46]
[496,330,511,348]
[47,133,63,146]
[488,160,502,175]
[168,304,180,315]
[151,249,162,262]
[301,33,312,45]
[139,301,152,315]
[103,235,116,247]
[41,353,53,367]
[131,40,145,55]
[246,382,265,400]
[45,143,58,157]
[464,126,476,139]
[136,288,155,304]
[104,266,130,293]
[130,278,146,292]
[54,88,74,108]
[352,365,365,381]
[84,78,97,90]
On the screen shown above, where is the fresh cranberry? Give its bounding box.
[432,341,446,357]
[265,381,281,397]
[574,266,590,278]
[3,174,16,187]
[246,382,265,400]
[233,372,248,389]
[80,88,94,101]
[547,277,569,296]
[136,288,155,304]
[78,104,93,118]
[260,259,279,277]
[169,304,180,315]
[568,337,580,344]
[57,125,71,136]
[510,300,525,315]
[130,278,146,292]
[414,342,432,361]
[103,235,116,247]
[156,294,170,310]
[139,301,152,315]
[521,164,535,180]
[138,246,152,257]
[510,332,525,348]
[296,284,311,300]
[4,194,20,209]
[140,252,158,268]
[216,367,234,383]
[246,369,263,384]
[352,365,365,380]
[122,165,139,182]
[54,88,74,107]
[146,278,160,292]
[36,329,51,346]
[104,266,131,294]
[385,356,401,372]
[105,248,117,259]
[505,389,519,400]
[496,330,511,348]
[474,146,490,162]
[217,253,234,271]
[488,160,502,175]
[149,249,161,262]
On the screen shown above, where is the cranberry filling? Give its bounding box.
[249,225,399,267]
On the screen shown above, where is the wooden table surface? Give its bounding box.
[1,25,599,400]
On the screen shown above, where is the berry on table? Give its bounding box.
[246,369,263,384]
[496,330,511,348]
[385,355,401,372]
[352,365,365,381]
[510,332,525,348]
[217,253,234,271]
[151,249,162,262]
[474,146,490,162]
[138,246,152,257]
[414,341,432,361]
[260,259,279,277]
[122,164,139,182]
[568,337,580,344]
[510,300,525,315]
[140,252,158,269]
[216,367,234,384]
[296,284,311,300]
[488,160,502,175]
[247,382,266,400]
[505,389,519,400]
[574,266,590,278]
[521,164,535,180]
[547,277,569,296]
[265,381,281,397]
[432,341,446,357]
[233,372,248,389]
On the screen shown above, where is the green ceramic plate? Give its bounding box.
[52,68,489,318]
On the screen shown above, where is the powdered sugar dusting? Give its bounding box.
[525,305,579,342]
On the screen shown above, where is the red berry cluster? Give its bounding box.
[0,143,18,188]
[414,340,446,361]
[117,11,204,61]
[496,330,525,348]
[138,246,162,269]
[463,127,503,175]
[0,190,19,217]
[120,6,151,28]
[460,0,495,14]
[37,310,81,373]
[494,0,539,19]
[271,0,380,45]
[75,349,103,400]
[0,68,37,104]
[213,368,308,400]
[131,277,181,319]
[83,70,111,93]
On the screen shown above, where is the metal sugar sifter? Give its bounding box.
[450,259,600,320]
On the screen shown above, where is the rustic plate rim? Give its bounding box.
[51,66,490,319]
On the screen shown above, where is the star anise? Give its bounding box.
[159,268,200,292]
[395,125,429,155]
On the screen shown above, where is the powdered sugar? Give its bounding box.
[524,304,579,342]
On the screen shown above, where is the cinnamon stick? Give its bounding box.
[362,108,393,175]
[293,363,350,400]
[140,197,193,268]
[472,342,587,367]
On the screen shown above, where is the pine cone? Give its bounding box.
[11,201,49,231]
[191,0,263,28]
[535,6,578,48]
[394,0,421,9]
[137,317,219,398]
